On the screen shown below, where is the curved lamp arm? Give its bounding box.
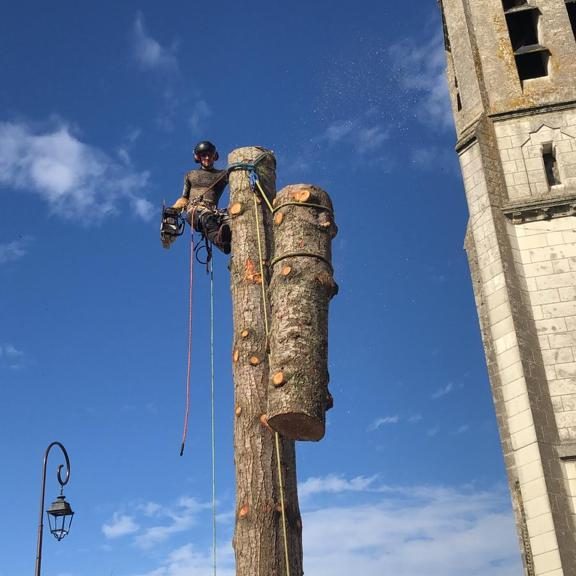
[35,442,72,576]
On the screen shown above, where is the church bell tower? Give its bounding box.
[439,1,576,574]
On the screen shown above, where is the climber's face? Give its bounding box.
[198,150,216,169]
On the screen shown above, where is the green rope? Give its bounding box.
[209,257,217,576]
[252,194,291,576]
[271,251,334,274]
[272,201,333,215]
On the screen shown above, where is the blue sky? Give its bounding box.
[0,1,522,575]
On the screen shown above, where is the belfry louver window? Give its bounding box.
[543,144,561,188]
[440,3,463,112]
[502,1,549,80]
[502,0,527,9]
[566,0,576,39]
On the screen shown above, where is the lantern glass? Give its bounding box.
[47,495,74,541]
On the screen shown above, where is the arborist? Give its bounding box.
[163,141,231,254]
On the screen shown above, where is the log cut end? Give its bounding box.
[230,202,243,216]
[267,412,325,442]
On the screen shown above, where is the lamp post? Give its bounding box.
[35,441,74,576]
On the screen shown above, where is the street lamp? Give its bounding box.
[35,442,74,576]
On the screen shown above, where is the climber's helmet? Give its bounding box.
[194,141,219,167]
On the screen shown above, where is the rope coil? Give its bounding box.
[271,251,334,274]
[272,201,334,215]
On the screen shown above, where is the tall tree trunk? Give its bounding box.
[228,147,303,576]
[267,185,337,441]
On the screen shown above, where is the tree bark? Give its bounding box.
[228,147,303,576]
[267,185,338,441]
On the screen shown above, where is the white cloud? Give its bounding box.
[321,116,390,154]
[102,513,140,539]
[0,121,153,222]
[369,415,400,430]
[132,543,235,576]
[132,13,178,72]
[129,480,521,576]
[0,237,32,264]
[0,343,25,370]
[189,100,212,135]
[134,496,209,549]
[302,485,520,576]
[431,382,455,399]
[0,343,24,359]
[389,30,453,130]
[411,146,458,173]
[299,474,378,500]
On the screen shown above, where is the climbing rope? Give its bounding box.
[209,253,217,576]
[180,228,195,457]
[228,153,275,213]
[177,223,218,575]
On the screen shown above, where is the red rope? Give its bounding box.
[180,226,195,456]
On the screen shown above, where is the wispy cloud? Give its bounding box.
[0,121,153,222]
[102,513,140,539]
[0,344,24,359]
[189,100,212,135]
[132,13,178,72]
[369,415,400,431]
[301,482,520,576]
[0,343,25,370]
[431,382,455,399]
[320,114,390,155]
[299,474,378,500]
[132,543,235,576]
[130,478,520,576]
[102,496,210,550]
[0,237,33,264]
[411,146,458,174]
[389,30,453,130]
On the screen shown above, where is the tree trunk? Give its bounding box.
[228,147,303,576]
[267,185,338,441]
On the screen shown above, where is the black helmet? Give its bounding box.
[194,140,219,163]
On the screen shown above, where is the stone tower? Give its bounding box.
[439,1,576,575]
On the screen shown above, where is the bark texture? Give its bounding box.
[228,147,303,576]
[267,185,338,441]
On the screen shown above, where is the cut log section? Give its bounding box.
[267,184,338,441]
